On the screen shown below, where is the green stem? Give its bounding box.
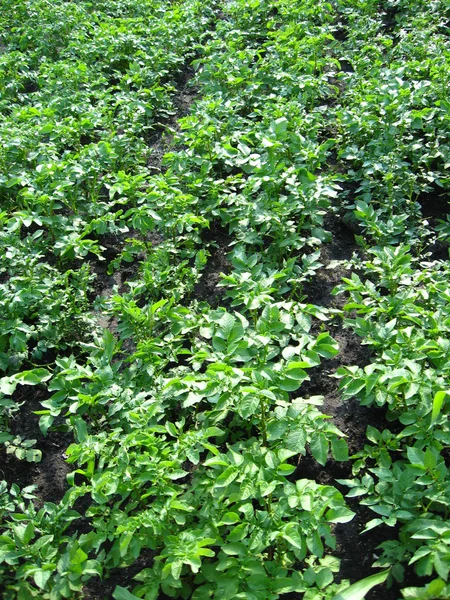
[260,395,267,447]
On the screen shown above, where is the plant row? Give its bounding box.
[1,0,450,599]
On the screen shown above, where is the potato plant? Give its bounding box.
[1,0,450,599]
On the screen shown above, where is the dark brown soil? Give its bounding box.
[83,550,156,600]
[297,212,403,599]
[1,388,72,505]
[417,184,449,220]
[193,223,233,306]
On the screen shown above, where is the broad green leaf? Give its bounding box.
[227,523,249,542]
[267,419,288,441]
[430,391,449,428]
[217,575,240,600]
[366,426,381,444]
[265,450,278,469]
[219,512,240,525]
[0,377,16,395]
[71,416,87,443]
[310,433,328,465]
[285,427,307,454]
[165,422,178,437]
[282,524,304,551]
[402,578,445,599]
[314,341,339,358]
[260,480,277,497]
[72,548,88,565]
[216,313,236,339]
[239,394,260,418]
[307,530,324,557]
[16,522,35,545]
[277,463,296,476]
[285,363,309,379]
[25,449,42,462]
[317,567,334,589]
[423,448,437,470]
[279,375,304,392]
[240,479,256,500]
[167,469,188,480]
[34,569,52,590]
[15,368,52,385]
[342,379,365,397]
[331,437,349,462]
[215,466,239,487]
[113,586,141,600]
[222,542,247,555]
[331,569,390,600]
[407,446,425,467]
[434,551,450,580]
[326,507,355,524]
[171,559,183,580]
[38,414,54,436]
[120,532,133,558]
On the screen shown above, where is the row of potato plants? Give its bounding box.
[331,0,450,598]
[0,0,450,598]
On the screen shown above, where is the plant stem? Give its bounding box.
[260,395,268,447]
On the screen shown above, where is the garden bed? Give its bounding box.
[1,1,450,599]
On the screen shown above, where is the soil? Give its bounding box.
[193,221,233,307]
[1,388,72,506]
[298,214,403,600]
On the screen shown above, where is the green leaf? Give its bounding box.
[277,463,296,476]
[279,376,304,392]
[342,379,365,397]
[285,426,307,454]
[331,570,390,600]
[34,569,52,590]
[326,507,355,524]
[13,523,30,543]
[71,416,87,443]
[0,377,16,395]
[171,559,183,580]
[217,313,236,339]
[331,437,349,462]
[23,522,35,544]
[215,466,239,487]
[219,512,240,525]
[39,414,54,436]
[310,433,328,465]
[15,368,52,386]
[120,532,133,558]
[113,586,141,600]
[165,421,178,437]
[285,363,309,379]
[72,547,88,565]
[167,469,188,480]
[217,575,240,600]
[430,391,449,428]
[282,523,304,551]
[239,394,260,418]
[423,448,437,470]
[222,542,247,555]
[227,523,249,542]
[317,567,334,589]
[25,449,42,462]
[407,446,425,467]
[307,530,324,557]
